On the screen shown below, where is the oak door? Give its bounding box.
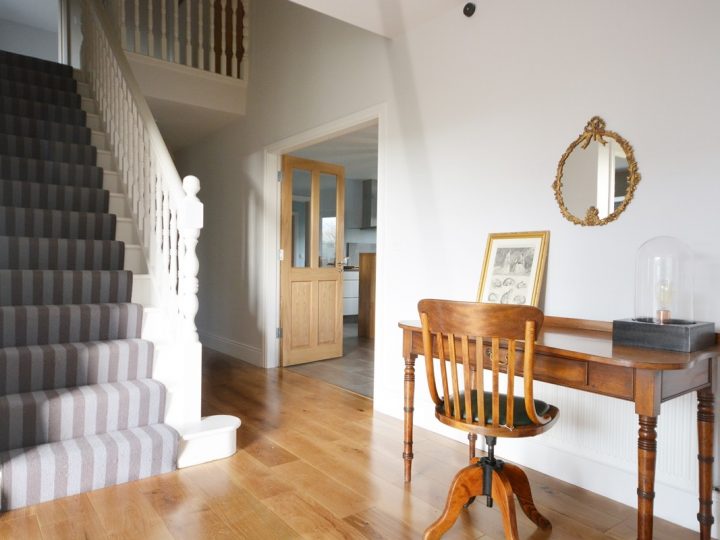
[280,155,345,366]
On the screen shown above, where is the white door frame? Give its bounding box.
[261,104,387,368]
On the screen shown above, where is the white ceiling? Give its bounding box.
[291,123,378,180]
[287,0,465,38]
[0,0,58,32]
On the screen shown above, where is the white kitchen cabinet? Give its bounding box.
[343,270,359,316]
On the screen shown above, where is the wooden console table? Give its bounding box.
[399,316,720,540]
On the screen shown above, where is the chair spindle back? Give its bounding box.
[418,300,548,431]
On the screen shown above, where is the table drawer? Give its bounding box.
[534,353,588,386]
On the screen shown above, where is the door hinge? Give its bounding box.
[279,249,284,261]
[276,327,283,338]
[277,170,282,182]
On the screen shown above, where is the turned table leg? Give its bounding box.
[697,387,715,540]
[403,352,417,483]
[637,415,657,540]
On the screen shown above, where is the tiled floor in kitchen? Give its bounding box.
[287,321,374,398]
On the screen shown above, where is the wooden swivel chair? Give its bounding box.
[418,299,559,540]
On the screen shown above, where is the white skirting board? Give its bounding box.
[177,415,242,469]
[198,330,263,366]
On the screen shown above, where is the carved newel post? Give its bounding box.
[179,176,203,341]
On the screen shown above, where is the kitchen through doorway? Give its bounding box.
[285,122,378,398]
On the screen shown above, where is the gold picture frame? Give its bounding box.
[476,231,550,307]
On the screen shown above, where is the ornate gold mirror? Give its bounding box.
[553,116,640,226]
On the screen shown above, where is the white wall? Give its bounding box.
[177,0,720,532]
[0,18,57,62]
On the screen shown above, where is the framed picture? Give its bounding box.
[476,231,550,307]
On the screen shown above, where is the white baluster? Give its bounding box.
[186,0,192,66]
[118,0,127,49]
[162,189,170,273]
[173,0,180,63]
[209,0,216,72]
[179,176,203,341]
[230,0,238,77]
[156,178,163,272]
[220,0,227,75]
[241,0,249,80]
[134,0,141,52]
[161,0,168,60]
[148,0,154,56]
[170,208,178,294]
[198,0,204,70]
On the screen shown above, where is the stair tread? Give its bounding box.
[0,95,86,125]
[0,206,116,241]
[0,64,77,93]
[0,302,144,347]
[0,269,133,306]
[0,113,91,145]
[0,337,154,396]
[0,378,167,452]
[0,78,81,109]
[0,155,104,189]
[0,50,75,78]
[0,133,97,165]
[0,423,178,510]
[0,178,109,213]
[0,236,126,271]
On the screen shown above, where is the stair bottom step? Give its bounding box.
[0,423,178,510]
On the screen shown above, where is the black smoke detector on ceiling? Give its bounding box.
[463,3,476,17]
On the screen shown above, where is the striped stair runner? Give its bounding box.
[0,49,178,511]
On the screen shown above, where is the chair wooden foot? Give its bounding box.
[491,469,520,540]
[424,459,550,539]
[503,463,551,530]
[423,463,484,540]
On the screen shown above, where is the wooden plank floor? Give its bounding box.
[0,348,701,539]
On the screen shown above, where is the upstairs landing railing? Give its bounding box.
[82,0,204,424]
[111,0,249,80]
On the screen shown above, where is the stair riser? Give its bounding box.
[0,51,74,79]
[81,98,98,116]
[86,114,101,132]
[0,81,81,109]
[1,156,104,189]
[103,171,120,192]
[0,237,125,271]
[0,303,143,347]
[0,270,132,306]
[97,150,113,170]
[131,274,154,306]
[0,65,77,93]
[116,218,138,244]
[0,424,178,510]
[0,97,86,126]
[124,245,147,274]
[0,116,91,145]
[108,194,128,217]
[0,136,97,166]
[0,379,167,452]
[0,208,116,241]
[0,339,154,396]
[91,131,107,150]
[76,81,91,99]
[0,180,109,213]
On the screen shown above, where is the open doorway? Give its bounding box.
[283,123,379,398]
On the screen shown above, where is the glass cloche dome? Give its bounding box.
[634,236,694,324]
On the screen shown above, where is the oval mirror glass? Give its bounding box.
[553,117,640,226]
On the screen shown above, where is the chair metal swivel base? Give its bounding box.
[423,437,551,540]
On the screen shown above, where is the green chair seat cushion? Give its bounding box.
[439,390,550,427]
